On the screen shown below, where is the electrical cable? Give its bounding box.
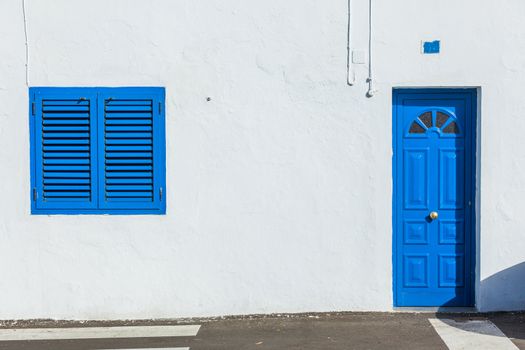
[22,0,29,86]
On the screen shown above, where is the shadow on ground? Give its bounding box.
[434,261,525,346]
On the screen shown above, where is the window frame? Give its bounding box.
[29,87,166,215]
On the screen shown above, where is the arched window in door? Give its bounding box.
[409,110,461,135]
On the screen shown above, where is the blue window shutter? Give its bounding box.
[97,88,166,213]
[31,88,98,211]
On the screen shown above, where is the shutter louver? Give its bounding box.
[33,91,98,210]
[99,90,164,211]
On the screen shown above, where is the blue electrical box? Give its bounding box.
[423,40,440,54]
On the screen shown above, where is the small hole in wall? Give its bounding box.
[206,97,212,102]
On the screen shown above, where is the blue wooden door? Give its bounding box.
[393,89,476,307]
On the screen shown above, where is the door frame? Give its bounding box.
[392,88,478,307]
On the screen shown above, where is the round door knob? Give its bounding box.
[429,211,438,220]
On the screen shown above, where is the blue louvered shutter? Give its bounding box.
[98,88,165,212]
[32,89,98,210]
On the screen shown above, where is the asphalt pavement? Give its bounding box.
[0,312,523,350]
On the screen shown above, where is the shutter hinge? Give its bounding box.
[159,187,163,201]
[32,188,37,201]
[31,102,35,116]
[158,102,162,114]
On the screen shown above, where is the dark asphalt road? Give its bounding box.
[0,312,523,350]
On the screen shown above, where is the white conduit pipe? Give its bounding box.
[347,0,355,85]
[366,0,376,97]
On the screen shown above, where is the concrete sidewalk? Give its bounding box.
[0,312,523,350]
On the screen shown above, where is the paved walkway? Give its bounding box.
[0,312,523,349]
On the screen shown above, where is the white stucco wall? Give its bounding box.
[0,0,524,319]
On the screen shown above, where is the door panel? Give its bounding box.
[404,220,428,245]
[438,220,464,245]
[439,149,465,209]
[394,89,476,307]
[439,254,464,287]
[404,149,430,209]
[404,255,429,287]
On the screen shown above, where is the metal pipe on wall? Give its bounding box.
[347,0,355,85]
[366,0,376,97]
